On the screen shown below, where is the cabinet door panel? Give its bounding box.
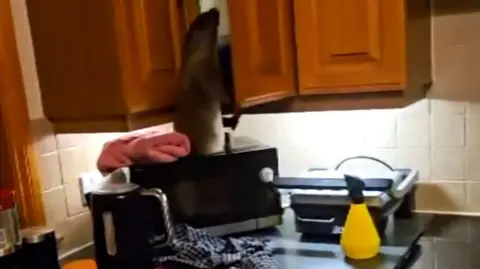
[25,0,199,132]
[295,0,406,94]
[115,0,186,113]
[228,0,297,107]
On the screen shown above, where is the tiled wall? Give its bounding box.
[9,0,480,255]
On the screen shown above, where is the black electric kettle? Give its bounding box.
[90,168,174,269]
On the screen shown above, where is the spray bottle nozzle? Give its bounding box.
[344,174,365,204]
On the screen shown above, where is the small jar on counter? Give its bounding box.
[0,189,22,247]
[17,227,60,269]
[0,243,17,269]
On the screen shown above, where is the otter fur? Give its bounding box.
[173,8,228,155]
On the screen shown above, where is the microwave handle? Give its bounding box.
[140,188,174,248]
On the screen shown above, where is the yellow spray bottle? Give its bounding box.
[340,174,380,260]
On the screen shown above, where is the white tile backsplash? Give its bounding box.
[434,182,468,213]
[38,152,63,191]
[397,99,430,148]
[397,149,431,180]
[58,146,89,184]
[42,187,68,227]
[431,149,466,181]
[431,114,465,148]
[466,103,480,115]
[397,113,430,148]
[84,144,104,171]
[431,100,466,115]
[239,103,467,182]
[367,149,398,168]
[466,115,480,147]
[64,182,88,216]
[364,114,397,149]
[56,133,91,150]
[466,147,480,181]
[467,182,480,213]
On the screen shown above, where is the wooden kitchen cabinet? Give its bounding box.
[26,0,432,131]
[26,0,199,133]
[227,0,297,108]
[229,0,432,112]
[295,0,407,94]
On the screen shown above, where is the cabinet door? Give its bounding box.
[26,0,198,132]
[294,0,406,94]
[114,0,194,113]
[228,0,297,107]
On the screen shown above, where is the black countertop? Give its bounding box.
[240,210,427,269]
[413,214,480,269]
[63,212,480,269]
[61,209,430,268]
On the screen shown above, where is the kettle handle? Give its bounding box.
[140,188,174,248]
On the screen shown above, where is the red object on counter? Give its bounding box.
[96,131,191,175]
[0,189,15,210]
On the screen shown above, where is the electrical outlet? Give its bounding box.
[78,170,104,207]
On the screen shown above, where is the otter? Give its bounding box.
[173,8,229,155]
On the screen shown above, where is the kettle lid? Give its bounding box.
[92,182,139,195]
[91,167,138,195]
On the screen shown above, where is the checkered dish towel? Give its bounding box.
[153,224,279,269]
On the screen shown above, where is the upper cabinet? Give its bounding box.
[25,0,432,133]
[26,0,199,132]
[229,0,432,111]
[227,0,297,107]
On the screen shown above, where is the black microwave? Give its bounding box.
[128,136,283,236]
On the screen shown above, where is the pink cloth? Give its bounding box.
[97,131,191,174]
